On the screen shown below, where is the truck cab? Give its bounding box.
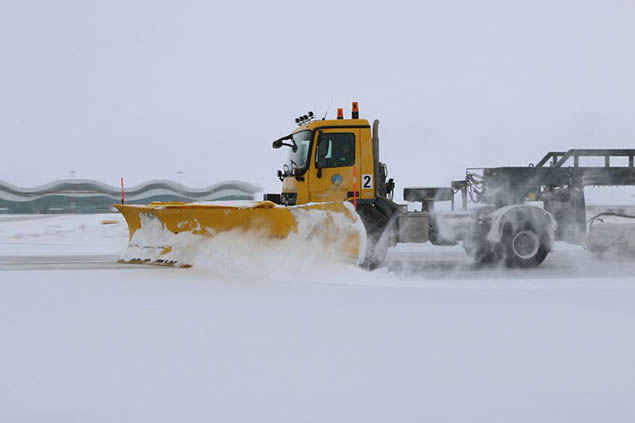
[273,107,380,206]
[271,104,400,268]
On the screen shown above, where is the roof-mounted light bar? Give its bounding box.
[294,103,358,124]
[295,111,316,126]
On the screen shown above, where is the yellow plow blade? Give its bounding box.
[114,201,365,267]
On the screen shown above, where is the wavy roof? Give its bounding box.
[0,179,261,204]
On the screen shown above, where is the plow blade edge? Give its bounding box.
[114,201,366,267]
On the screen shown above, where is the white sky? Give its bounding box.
[1,0,634,198]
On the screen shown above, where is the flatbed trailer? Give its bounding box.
[460,149,635,243]
[390,149,635,268]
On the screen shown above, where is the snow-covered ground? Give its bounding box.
[2,214,635,422]
[0,214,128,256]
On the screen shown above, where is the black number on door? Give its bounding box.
[362,174,372,189]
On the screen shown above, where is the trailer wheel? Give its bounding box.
[501,222,549,268]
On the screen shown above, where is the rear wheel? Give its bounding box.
[501,223,549,268]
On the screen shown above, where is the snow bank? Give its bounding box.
[0,214,128,255]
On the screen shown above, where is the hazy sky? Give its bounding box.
[1,0,634,198]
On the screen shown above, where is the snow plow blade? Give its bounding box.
[114,201,365,267]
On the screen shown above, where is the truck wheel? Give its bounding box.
[501,223,549,268]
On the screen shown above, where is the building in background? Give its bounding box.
[0,180,260,214]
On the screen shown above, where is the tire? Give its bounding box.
[501,222,549,268]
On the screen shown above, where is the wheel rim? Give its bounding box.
[512,230,540,259]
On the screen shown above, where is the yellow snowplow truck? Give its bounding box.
[118,102,635,269]
[265,103,557,269]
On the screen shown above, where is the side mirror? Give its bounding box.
[272,134,295,150]
[316,137,329,168]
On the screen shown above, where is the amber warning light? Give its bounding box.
[337,108,344,119]
[352,102,359,119]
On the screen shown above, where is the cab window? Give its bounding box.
[315,133,355,168]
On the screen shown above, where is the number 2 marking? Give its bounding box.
[362,174,372,189]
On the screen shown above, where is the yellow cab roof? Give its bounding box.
[292,118,370,134]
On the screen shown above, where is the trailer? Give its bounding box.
[399,149,635,268]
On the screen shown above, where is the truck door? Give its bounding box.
[309,129,360,203]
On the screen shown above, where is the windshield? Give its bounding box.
[284,130,312,174]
